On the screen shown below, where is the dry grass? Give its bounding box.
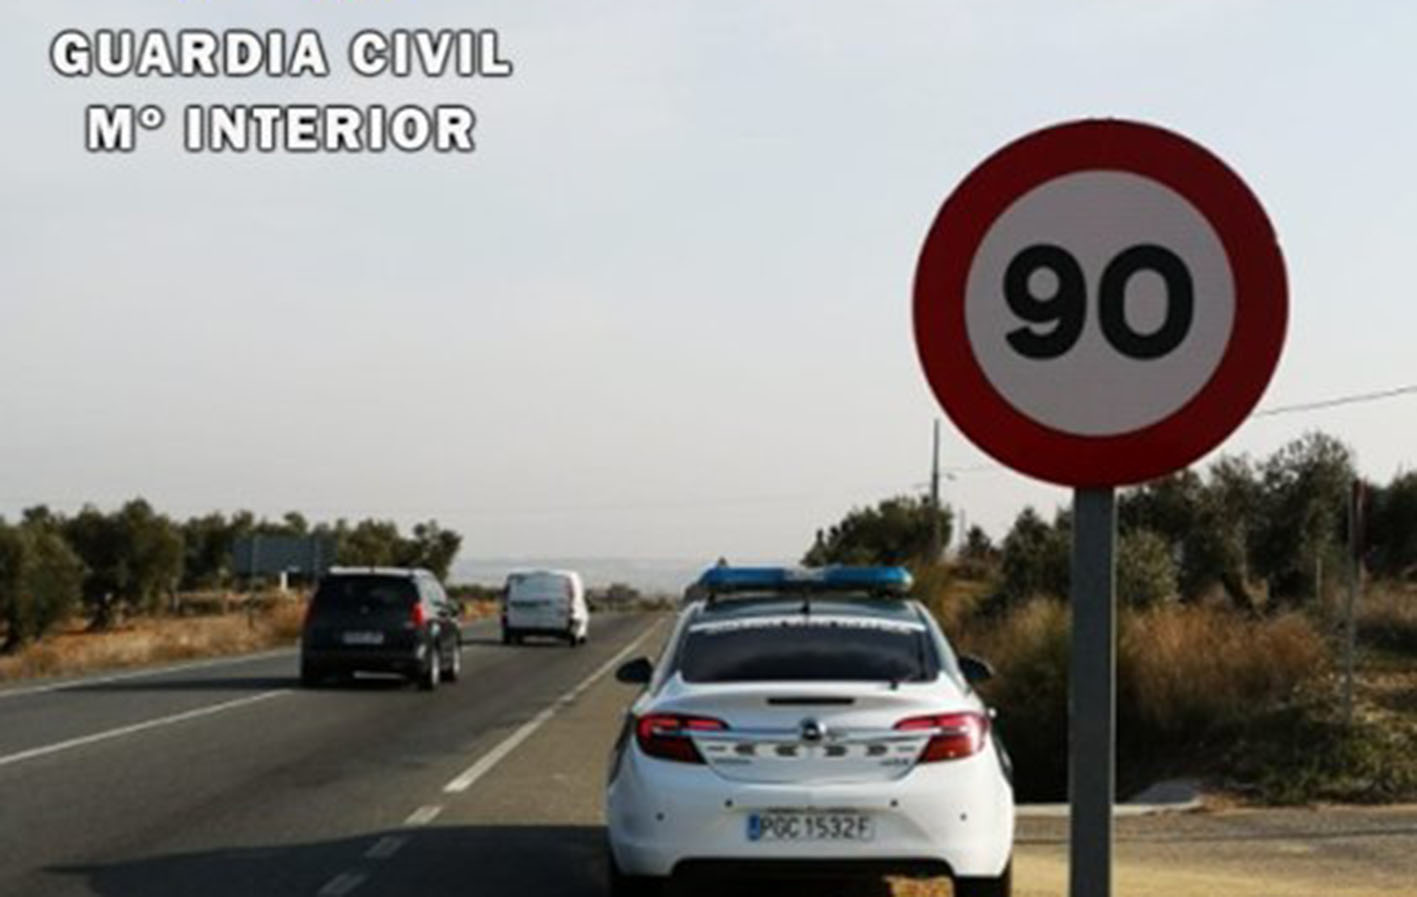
[462,597,499,621]
[952,599,1326,737]
[0,596,308,683]
[915,564,998,633]
[1355,581,1417,655]
[937,596,1331,800]
[1119,604,1327,735]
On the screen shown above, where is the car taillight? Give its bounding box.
[894,712,989,762]
[634,713,727,764]
[410,602,426,627]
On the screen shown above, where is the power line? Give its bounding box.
[910,383,1417,482]
[1,384,1412,521]
[1252,383,1417,417]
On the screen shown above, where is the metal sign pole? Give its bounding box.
[1069,486,1116,897]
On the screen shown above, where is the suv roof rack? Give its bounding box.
[695,565,912,605]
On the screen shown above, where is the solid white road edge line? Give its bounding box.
[0,648,296,700]
[0,618,501,700]
[1015,798,1203,818]
[0,689,290,769]
[442,618,664,794]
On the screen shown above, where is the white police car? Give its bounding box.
[606,566,1014,895]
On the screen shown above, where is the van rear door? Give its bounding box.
[506,572,572,631]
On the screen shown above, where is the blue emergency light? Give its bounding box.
[696,565,913,596]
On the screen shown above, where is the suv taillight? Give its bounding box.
[410,602,426,627]
[894,712,989,762]
[634,713,727,764]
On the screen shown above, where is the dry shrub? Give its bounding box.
[914,562,995,634]
[958,599,1071,801]
[1356,582,1417,654]
[939,598,1328,800]
[960,598,1069,678]
[1119,604,1326,735]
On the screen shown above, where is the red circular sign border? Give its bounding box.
[913,119,1287,487]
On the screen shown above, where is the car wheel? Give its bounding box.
[419,645,441,691]
[299,660,321,688]
[955,860,1012,897]
[607,853,662,897]
[445,642,462,683]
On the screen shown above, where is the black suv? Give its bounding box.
[300,567,462,690]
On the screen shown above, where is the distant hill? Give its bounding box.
[451,556,781,595]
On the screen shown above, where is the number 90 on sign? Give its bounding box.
[1004,243,1193,362]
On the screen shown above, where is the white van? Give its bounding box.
[502,569,589,647]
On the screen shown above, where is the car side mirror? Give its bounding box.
[959,654,995,685]
[616,657,653,685]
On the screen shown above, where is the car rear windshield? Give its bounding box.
[507,574,571,601]
[312,576,417,611]
[676,618,938,683]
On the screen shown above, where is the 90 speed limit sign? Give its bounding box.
[913,120,1287,486]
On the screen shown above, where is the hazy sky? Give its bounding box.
[3,2,1415,564]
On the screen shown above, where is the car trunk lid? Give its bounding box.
[655,679,967,784]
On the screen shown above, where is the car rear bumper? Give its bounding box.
[302,644,427,675]
[672,857,953,881]
[606,747,1014,879]
[504,617,587,639]
[505,625,575,637]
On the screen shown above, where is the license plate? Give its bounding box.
[747,811,874,842]
[341,631,384,646]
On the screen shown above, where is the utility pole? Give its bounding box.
[1344,478,1365,726]
[929,419,942,562]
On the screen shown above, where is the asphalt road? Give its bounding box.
[2,611,1415,897]
[0,612,663,897]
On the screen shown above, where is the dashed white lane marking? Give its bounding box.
[364,835,409,860]
[0,648,295,700]
[443,619,664,794]
[0,689,290,769]
[316,871,367,896]
[404,804,443,826]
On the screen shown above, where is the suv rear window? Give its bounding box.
[676,618,938,683]
[312,576,417,612]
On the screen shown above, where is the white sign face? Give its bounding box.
[963,171,1235,437]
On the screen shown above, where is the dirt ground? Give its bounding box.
[888,805,1417,896]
